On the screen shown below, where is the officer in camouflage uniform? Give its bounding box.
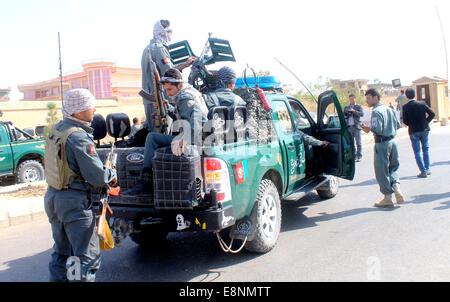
[126,68,208,195]
[363,88,405,208]
[44,89,117,281]
[141,19,196,132]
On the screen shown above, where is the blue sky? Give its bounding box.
[1,0,449,100]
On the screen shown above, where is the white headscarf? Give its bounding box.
[62,89,96,119]
[153,20,172,45]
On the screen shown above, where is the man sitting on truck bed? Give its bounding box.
[125,68,208,195]
[204,66,246,109]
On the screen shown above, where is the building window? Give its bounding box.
[94,70,101,98]
[88,71,96,95]
[101,69,112,98]
[35,90,49,98]
[445,86,448,97]
[52,87,59,96]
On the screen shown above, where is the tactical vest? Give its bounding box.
[45,124,84,190]
[175,86,208,120]
[203,90,246,111]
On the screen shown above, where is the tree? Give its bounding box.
[44,102,59,138]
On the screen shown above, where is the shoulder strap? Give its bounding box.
[210,92,220,107]
[59,126,83,144]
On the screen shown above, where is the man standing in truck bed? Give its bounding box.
[141,19,196,133]
[44,89,117,282]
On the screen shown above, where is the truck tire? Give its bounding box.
[16,160,45,183]
[129,225,169,246]
[245,179,282,253]
[316,176,339,199]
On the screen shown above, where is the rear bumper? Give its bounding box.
[96,203,235,232]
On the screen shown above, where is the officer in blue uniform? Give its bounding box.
[208,66,246,107]
[363,88,405,208]
[44,89,117,281]
[141,19,196,132]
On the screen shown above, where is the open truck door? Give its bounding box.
[317,90,355,180]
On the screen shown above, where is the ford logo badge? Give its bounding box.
[126,153,144,164]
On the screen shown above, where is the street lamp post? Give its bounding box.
[436,6,448,82]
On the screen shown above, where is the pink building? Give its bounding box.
[18,61,141,101]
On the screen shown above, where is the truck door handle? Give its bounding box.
[287,143,295,151]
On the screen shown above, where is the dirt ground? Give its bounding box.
[0,184,47,199]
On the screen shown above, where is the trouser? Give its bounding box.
[348,126,362,158]
[410,130,430,174]
[144,102,156,133]
[44,188,100,282]
[143,133,174,170]
[374,140,400,195]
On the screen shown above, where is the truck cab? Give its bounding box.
[0,121,46,183]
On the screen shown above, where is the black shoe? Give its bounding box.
[417,172,428,178]
[124,180,153,196]
[124,169,153,196]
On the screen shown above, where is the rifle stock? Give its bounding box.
[140,60,169,134]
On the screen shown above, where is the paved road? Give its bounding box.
[1,126,450,282]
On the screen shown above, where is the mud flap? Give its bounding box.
[229,203,258,241]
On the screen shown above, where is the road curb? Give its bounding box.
[0,195,46,229]
[0,181,47,194]
[0,211,47,229]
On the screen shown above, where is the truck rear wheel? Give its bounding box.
[16,160,45,183]
[245,179,281,253]
[316,176,339,199]
[129,225,169,246]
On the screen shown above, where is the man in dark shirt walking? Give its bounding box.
[402,88,436,178]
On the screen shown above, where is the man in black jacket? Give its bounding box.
[402,88,436,178]
[344,94,364,162]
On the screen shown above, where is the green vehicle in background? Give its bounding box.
[0,121,46,184]
[93,37,355,254]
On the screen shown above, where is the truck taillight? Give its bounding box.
[204,158,232,203]
[205,158,222,171]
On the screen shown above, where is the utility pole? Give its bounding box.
[58,32,64,104]
[436,6,448,82]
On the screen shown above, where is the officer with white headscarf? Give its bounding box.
[44,88,117,282]
[141,19,196,132]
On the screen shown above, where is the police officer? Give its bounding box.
[363,88,405,208]
[141,19,196,132]
[126,68,208,195]
[44,89,117,282]
[207,66,246,107]
[344,94,364,162]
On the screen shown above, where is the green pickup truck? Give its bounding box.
[93,38,355,253]
[0,121,46,184]
[94,78,355,254]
